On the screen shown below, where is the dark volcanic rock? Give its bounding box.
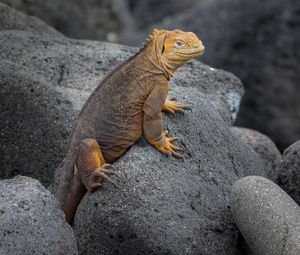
[0,60,73,187]
[277,140,300,205]
[0,4,244,187]
[73,89,265,254]
[0,176,78,255]
[231,176,300,255]
[231,127,281,181]
[0,2,62,36]
[1,0,133,42]
[126,0,197,29]
[134,0,300,150]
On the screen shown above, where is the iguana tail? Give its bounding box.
[55,159,86,224]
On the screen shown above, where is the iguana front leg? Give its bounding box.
[143,85,183,158]
[162,98,191,114]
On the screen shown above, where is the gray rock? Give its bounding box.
[277,140,300,205]
[230,176,300,255]
[1,0,133,42]
[0,3,62,36]
[72,84,264,255]
[0,176,78,255]
[125,0,198,30]
[0,4,244,187]
[173,63,244,125]
[231,127,281,181]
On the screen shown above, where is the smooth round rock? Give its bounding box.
[230,176,300,255]
[277,140,300,205]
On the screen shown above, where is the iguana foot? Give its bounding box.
[83,164,118,191]
[77,138,118,191]
[162,98,191,114]
[150,130,183,158]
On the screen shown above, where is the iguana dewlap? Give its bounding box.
[56,29,205,224]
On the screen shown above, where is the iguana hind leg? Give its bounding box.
[77,138,117,191]
[63,138,116,224]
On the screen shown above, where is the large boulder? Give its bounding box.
[230,176,300,255]
[0,3,244,187]
[129,0,300,151]
[277,140,300,205]
[0,176,78,255]
[72,89,265,254]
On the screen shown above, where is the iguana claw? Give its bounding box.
[86,165,118,191]
[162,99,192,114]
[150,130,183,158]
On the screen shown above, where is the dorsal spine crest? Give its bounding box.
[144,28,166,45]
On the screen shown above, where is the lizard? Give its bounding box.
[56,29,205,224]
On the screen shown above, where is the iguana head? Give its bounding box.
[145,29,205,77]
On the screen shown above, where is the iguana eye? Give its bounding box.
[175,40,184,47]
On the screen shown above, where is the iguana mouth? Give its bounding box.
[176,49,204,58]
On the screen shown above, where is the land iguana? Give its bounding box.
[56,29,205,224]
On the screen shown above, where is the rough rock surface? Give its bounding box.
[230,176,300,255]
[72,89,265,255]
[0,3,244,187]
[0,176,78,255]
[231,127,281,181]
[130,0,300,150]
[277,140,300,205]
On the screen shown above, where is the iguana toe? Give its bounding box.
[151,130,183,158]
[162,100,192,114]
[86,167,118,191]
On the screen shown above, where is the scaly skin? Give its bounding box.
[56,29,205,224]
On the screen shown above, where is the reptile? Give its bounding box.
[56,29,205,224]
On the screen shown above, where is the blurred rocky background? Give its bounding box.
[2,0,299,151]
[1,1,300,254]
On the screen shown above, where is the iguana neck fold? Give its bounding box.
[144,40,175,80]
